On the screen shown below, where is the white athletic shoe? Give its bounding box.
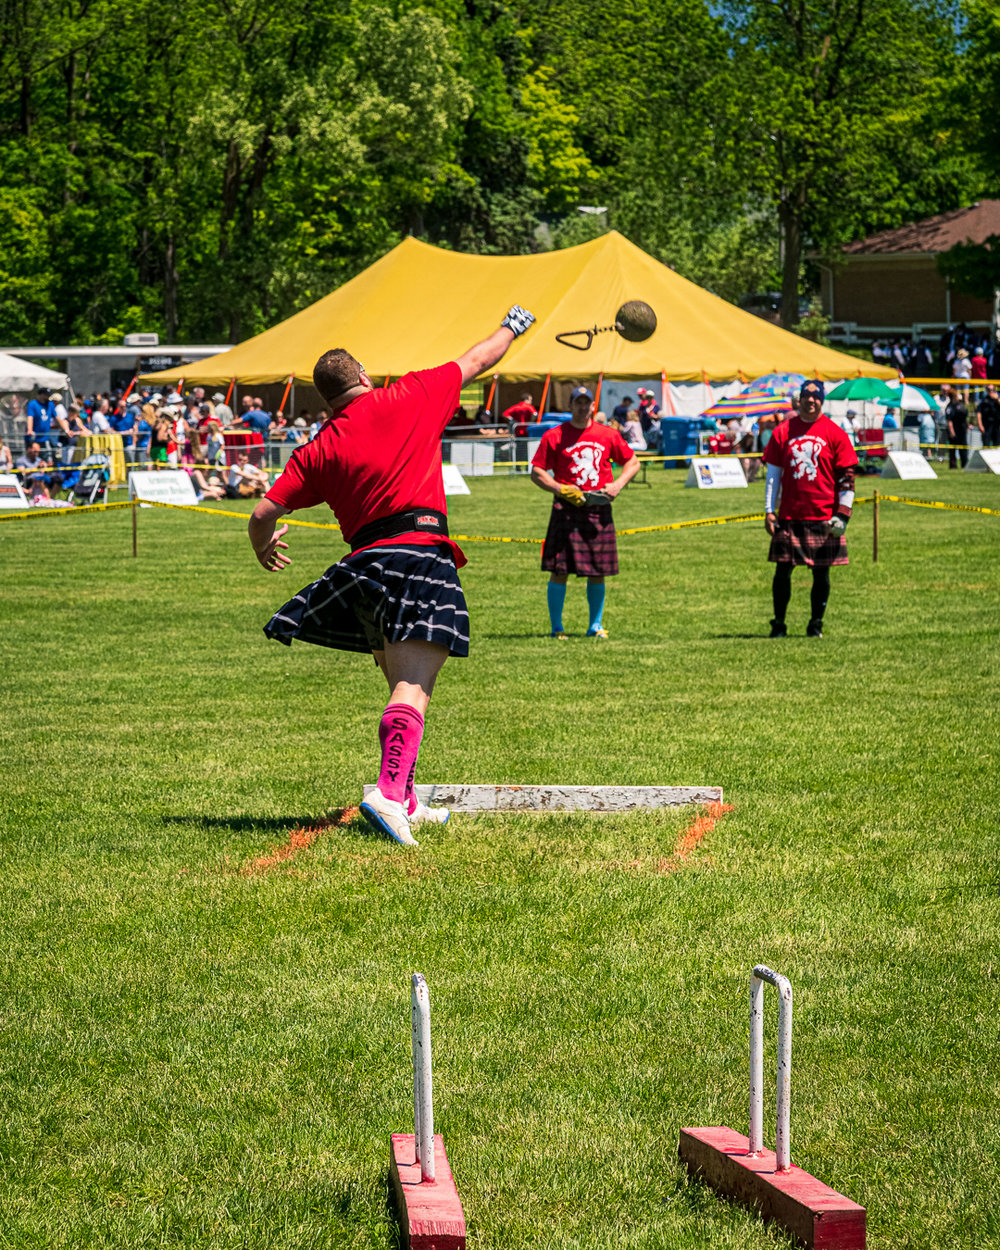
[360,787,419,847]
[410,801,450,827]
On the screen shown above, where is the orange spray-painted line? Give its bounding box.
[244,806,359,874]
[672,801,734,860]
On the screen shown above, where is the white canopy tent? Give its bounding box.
[0,352,70,392]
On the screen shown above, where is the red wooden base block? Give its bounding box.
[389,1133,467,1250]
[679,1127,865,1249]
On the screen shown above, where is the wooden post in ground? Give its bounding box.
[872,488,879,563]
[131,498,138,557]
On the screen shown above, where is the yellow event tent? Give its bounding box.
[141,231,895,388]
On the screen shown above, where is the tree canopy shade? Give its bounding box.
[140,232,897,386]
[0,0,989,346]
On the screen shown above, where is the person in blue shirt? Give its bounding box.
[242,397,272,435]
[25,388,57,451]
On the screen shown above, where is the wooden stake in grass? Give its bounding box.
[131,498,138,558]
[873,488,879,563]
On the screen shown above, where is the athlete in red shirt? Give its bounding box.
[761,379,858,638]
[248,305,535,845]
[530,386,640,639]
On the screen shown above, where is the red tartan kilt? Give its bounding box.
[768,518,848,566]
[541,500,619,576]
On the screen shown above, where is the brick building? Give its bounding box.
[819,200,1000,345]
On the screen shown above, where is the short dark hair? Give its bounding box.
[314,349,363,403]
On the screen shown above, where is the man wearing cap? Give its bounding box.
[530,386,640,639]
[248,304,535,848]
[25,388,57,453]
[762,379,858,638]
[212,392,234,427]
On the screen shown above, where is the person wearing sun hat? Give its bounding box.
[761,378,858,639]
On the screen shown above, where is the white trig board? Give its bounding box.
[685,457,748,489]
[450,442,495,477]
[880,451,938,480]
[965,448,1000,474]
[440,463,471,496]
[0,473,30,508]
[128,469,198,508]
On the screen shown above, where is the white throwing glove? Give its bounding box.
[502,305,535,337]
[827,515,848,537]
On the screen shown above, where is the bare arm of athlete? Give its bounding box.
[599,453,641,500]
[455,306,535,385]
[249,496,292,571]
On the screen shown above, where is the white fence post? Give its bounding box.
[748,964,793,1172]
[410,973,435,1182]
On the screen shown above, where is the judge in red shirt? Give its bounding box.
[762,379,858,638]
[248,305,536,846]
[530,386,640,639]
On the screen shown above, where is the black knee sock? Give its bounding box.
[772,564,793,622]
[810,566,831,621]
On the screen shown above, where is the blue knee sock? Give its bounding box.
[586,581,606,633]
[547,581,567,632]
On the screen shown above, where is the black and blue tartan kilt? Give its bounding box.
[263,543,470,656]
[768,519,849,567]
[541,500,619,577]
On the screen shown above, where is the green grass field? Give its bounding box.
[1,465,998,1249]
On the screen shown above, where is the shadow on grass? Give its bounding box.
[165,814,322,833]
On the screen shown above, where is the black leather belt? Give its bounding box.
[349,508,449,551]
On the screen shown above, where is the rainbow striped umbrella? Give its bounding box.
[701,389,794,420]
[748,372,807,397]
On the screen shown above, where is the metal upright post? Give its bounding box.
[749,965,793,1172]
[410,973,435,1182]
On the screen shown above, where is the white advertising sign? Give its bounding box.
[880,451,938,480]
[128,470,198,508]
[685,457,748,489]
[0,473,30,509]
[966,448,1000,474]
[440,464,471,496]
[450,442,495,477]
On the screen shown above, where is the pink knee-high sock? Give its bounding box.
[377,703,425,804]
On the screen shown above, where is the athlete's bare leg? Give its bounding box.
[372,638,449,715]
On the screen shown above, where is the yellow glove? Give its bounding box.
[558,484,586,506]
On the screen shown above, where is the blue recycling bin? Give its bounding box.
[658,417,700,468]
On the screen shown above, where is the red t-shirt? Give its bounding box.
[503,401,537,423]
[265,362,466,565]
[762,414,858,520]
[531,422,634,489]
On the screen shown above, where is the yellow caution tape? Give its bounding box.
[0,500,134,522]
[874,494,1000,517]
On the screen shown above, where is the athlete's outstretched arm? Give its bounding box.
[249,496,292,571]
[455,306,535,384]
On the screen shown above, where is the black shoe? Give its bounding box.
[769,619,787,638]
[806,618,824,638]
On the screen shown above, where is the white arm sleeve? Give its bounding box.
[764,464,782,513]
[838,488,855,510]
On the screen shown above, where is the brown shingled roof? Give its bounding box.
[841,200,1000,255]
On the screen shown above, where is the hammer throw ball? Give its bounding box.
[614,300,657,342]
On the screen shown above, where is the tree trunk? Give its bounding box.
[778,198,802,331]
[164,236,178,341]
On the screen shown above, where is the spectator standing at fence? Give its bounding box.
[611,395,632,426]
[241,398,271,437]
[503,393,537,427]
[249,304,536,847]
[941,384,969,468]
[530,386,640,640]
[762,379,857,639]
[0,437,13,472]
[213,392,234,426]
[976,385,1000,448]
[25,388,56,452]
